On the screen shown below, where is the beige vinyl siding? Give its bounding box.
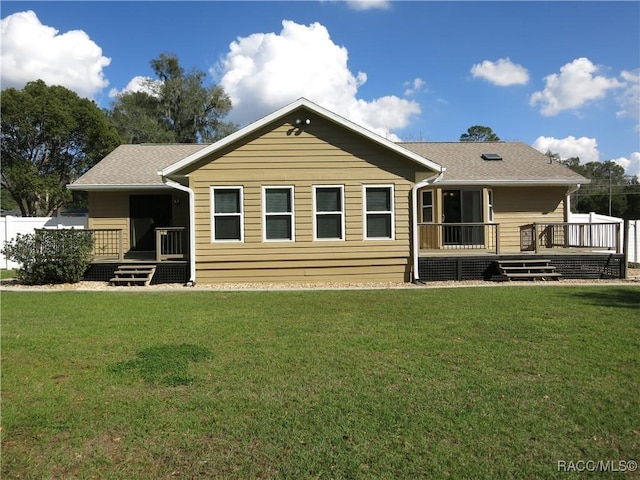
[88,191,130,249]
[185,115,421,283]
[492,186,566,252]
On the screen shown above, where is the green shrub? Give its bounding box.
[1,229,94,284]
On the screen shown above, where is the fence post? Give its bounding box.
[622,219,628,279]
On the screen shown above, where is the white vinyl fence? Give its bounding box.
[1,215,88,269]
[569,212,639,263]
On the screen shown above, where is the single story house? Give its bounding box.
[69,98,623,284]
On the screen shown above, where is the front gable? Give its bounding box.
[161,98,443,181]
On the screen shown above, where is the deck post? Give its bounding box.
[533,223,539,254]
[495,224,500,254]
[156,229,162,262]
[118,230,124,261]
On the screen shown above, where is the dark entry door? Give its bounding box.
[443,190,484,245]
[129,195,172,251]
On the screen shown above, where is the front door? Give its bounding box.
[443,190,484,245]
[129,195,172,251]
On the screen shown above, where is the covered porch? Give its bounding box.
[416,221,625,282]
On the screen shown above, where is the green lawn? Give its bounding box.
[2,286,639,479]
[0,269,15,280]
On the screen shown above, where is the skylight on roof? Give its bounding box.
[481,153,502,161]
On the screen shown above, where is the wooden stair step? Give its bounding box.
[110,265,156,286]
[494,259,561,282]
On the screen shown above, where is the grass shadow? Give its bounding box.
[110,343,212,386]
[562,286,640,310]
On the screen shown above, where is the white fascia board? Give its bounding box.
[434,179,586,187]
[67,183,171,191]
[160,98,445,177]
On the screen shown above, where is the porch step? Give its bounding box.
[110,265,156,286]
[495,259,561,282]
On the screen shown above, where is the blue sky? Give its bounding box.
[2,1,639,175]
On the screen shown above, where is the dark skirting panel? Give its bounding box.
[418,254,625,282]
[84,262,189,285]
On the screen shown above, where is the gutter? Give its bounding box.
[160,176,197,286]
[411,171,445,283]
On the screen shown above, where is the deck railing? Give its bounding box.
[418,223,500,254]
[89,229,124,260]
[155,227,187,261]
[87,227,187,261]
[520,222,621,253]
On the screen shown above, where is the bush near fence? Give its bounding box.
[1,215,87,269]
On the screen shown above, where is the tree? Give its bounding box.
[554,153,640,219]
[460,125,500,142]
[108,53,237,143]
[1,80,122,216]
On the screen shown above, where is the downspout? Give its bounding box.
[565,184,581,222]
[411,170,445,283]
[161,176,197,286]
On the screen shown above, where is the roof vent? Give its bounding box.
[481,153,502,161]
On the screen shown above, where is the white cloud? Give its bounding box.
[108,76,161,99]
[216,20,420,140]
[532,135,600,164]
[404,78,427,96]
[346,0,391,11]
[612,152,640,177]
[530,57,623,116]
[0,10,110,98]
[616,69,640,132]
[470,58,529,86]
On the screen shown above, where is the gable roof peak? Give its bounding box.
[160,99,444,177]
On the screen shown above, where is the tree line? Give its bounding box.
[1,53,237,216]
[1,59,638,218]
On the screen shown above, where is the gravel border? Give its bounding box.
[1,271,639,292]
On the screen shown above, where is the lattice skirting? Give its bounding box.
[85,262,188,285]
[418,254,625,282]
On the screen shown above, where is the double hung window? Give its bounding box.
[364,185,394,240]
[313,186,345,240]
[211,187,243,242]
[421,190,434,222]
[263,187,294,241]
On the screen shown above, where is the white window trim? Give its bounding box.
[420,189,434,223]
[363,184,395,240]
[210,186,244,243]
[262,186,295,242]
[312,185,345,241]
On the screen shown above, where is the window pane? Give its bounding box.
[367,214,391,238]
[422,190,433,206]
[366,188,390,212]
[422,206,433,222]
[266,215,292,240]
[317,214,342,239]
[214,190,240,214]
[316,188,340,212]
[214,216,240,240]
[266,189,291,213]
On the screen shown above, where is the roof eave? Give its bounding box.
[67,183,171,191]
[435,179,589,186]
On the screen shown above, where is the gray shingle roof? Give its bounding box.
[70,140,587,190]
[399,141,588,184]
[69,144,210,188]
